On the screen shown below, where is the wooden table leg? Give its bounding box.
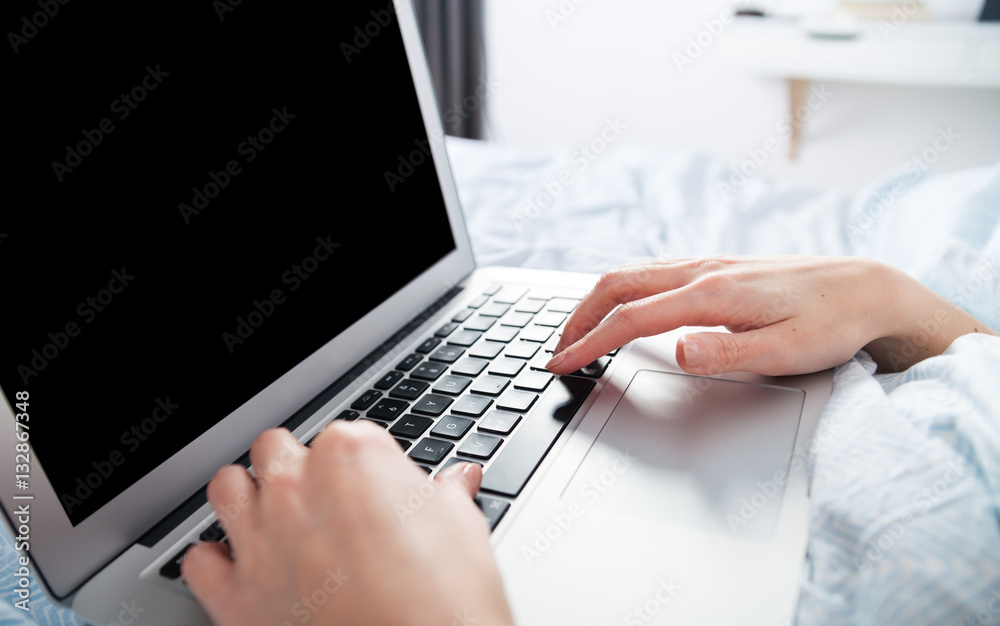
[789,78,808,160]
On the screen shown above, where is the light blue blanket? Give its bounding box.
[4,140,998,625]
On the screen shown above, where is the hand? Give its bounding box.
[545,255,994,376]
[182,422,513,626]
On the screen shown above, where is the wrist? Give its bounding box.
[863,263,992,372]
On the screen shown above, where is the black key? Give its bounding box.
[374,370,404,390]
[469,341,504,359]
[416,337,441,354]
[417,465,433,474]
[429,345,465,363]
[535,311,567,327]
[464,315,496,332]
[433,375,473,396]
[452,308,475,323]
[505,341,540,360]
[389,416,434,439]
[351,390,382,411]
[484,326,519,343]
[435,322,459,337]
[396,354,422,371]
[447,330,482,347]
[451,357,489,377]
[571,357,611,379]
[500,312,534,328]
[479,302,510,317]
[441,457,482,473]
[363,418,389,428]
[334,410,360,421]
[159,544,194,580]
[470,375,510,396]
[408,438,454,465]
[368,399,409,421]
[411,362,447,381]
[199,521,225,543]
[458,433,503,460]
[497,390,538,413]
[528,352,553,371]
[467,294,489,308]
[542,334,561,354]
[389,380,429,400]
[395,438,412,451]
[452,394,493,417]
[514,299,546,314]
[493,286,527,304]
[481,377,595,497]
[476,495,511,531]
[547,298,579,313]
[479,410,522,435]
[525,288,554,300]
[488,358,525,377]
[431,415,475,440]
[514,371,554,392]
[411,394,453,417]
[519,325,553,343]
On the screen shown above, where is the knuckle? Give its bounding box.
[611,302,645,339]
[595,268,625,297]
[690,255,728,274]
[711,333,744,370]
[694,271,736,295]
[318,422,368,457]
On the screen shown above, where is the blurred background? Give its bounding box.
[415,0,1000,193]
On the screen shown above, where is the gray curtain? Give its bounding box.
[412,0,487,139]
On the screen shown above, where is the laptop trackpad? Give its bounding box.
[562,369,805,541]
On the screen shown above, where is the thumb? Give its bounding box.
[434,460,482,499]
[677,329,788,376]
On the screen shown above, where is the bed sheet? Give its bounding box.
[3,139,998,625]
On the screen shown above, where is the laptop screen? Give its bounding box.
[2,1,455,525]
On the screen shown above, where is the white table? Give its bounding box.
[717,19,1000,157]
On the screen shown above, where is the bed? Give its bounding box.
[4,138,999,625]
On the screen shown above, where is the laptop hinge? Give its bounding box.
[137,284,465,548]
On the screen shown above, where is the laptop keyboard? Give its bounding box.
[158,282,612,581]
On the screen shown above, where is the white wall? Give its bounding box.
[483,0,1000,194]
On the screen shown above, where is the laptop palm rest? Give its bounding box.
[561,369,805,542]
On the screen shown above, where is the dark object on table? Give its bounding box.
[736,8,767,17]
[982,0,999,21]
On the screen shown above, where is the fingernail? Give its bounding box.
[683,337,704,367]
[546,350,566,371]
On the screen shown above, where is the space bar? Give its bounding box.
[480,376,595,497]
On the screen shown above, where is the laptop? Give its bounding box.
[0,0,832,624]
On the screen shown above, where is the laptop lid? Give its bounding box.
[0,0,474,598]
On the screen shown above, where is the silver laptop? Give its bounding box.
[1,1,832,624]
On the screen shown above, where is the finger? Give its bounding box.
[206,464,258,552]
[555,262,695,354]
[248,428,306,489]
[182,542,239,623]
[434,461,482,499]
[307,419,409,499]
[676,327,797,376]
[547,286,723,375]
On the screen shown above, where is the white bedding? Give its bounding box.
[3,139,998,625]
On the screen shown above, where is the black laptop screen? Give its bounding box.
[1,1,456,525]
